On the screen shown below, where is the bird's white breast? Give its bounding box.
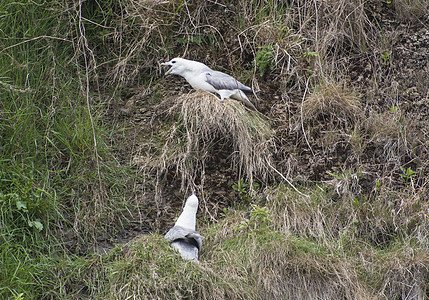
[182,71,218,94]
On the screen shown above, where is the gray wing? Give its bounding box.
[165,226,203,251]
[205,71,253,93]
[185,232,203,251]
[165,226,189,241]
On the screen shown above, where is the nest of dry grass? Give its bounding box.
[140,91,276,194]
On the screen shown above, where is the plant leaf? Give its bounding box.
[16,200,27,211]
[28,220,44,231]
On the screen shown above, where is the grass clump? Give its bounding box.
[364,106,417,162]
[264,183,428,297]
[141,91,275,192]
[104,234,254,300]
[390,0,429,22]
[266,182,428,249]
[102,208,371,299]
[375,246,428,299]
[286,80,362,159]
[203,207,374,300]
[299,81,361,137]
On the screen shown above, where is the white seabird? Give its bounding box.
[164,193,203,261]
[161,57,256,110]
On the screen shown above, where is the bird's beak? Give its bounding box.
[161,61,173,75]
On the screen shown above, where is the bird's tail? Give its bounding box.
[243,99,257,111]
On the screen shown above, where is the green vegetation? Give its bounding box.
[254,45,275,77]
[1,0,427,299]
[0,1,138,298]
[235,204,271,232]
[232,178,259,201]
[400,167,416,184]
[381,50,392,65]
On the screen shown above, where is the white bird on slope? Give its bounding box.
[164,193,203,261]
[161,57,256,110]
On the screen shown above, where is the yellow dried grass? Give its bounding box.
[152,91,275,191]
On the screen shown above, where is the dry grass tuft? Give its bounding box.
[300,81,361,127]
[378,250,428,299]
[266,185,335,242]
[252,243,374,300]
[103,0,175,86]
[364,108,415,162]
[391,0,429,22]
[266,182,428,249]
[105,234,254,300]
[203,210,375,300]
[148,91,275,192]
[262,184,428,298]
[313,0,378,58]
[295,81,361,153]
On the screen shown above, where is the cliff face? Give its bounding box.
[116,0,428,231]
[107,2,428,296]
[1,1,427,298]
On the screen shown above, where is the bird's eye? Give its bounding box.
[172,60,176,64]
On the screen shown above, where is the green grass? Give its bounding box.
[0,1,140,298]
[95,195,426,299]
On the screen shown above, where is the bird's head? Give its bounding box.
[174,193,199,230]
[161,57,188,76]
[184,193,198,210]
